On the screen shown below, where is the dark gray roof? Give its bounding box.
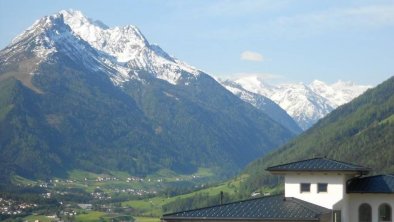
[162,195,331,221]
[348,174,394,193]
[266,157,370,173]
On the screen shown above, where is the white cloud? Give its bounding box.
[240,51,265,62]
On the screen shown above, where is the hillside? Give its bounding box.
[239,76,394,193]
[0,11,295,182]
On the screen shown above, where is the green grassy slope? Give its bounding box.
[121,175,248,217]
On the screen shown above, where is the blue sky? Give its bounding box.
[1,0,393,85]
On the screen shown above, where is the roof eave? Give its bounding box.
[267,169,369,175]
[161,216,320,221]
[347,191,394,194]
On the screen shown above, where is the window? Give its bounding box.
[300,183,310,193]
[379,203,392,222]
[318,183,328,193]
[333,210,342,222]
[359,203,372,222]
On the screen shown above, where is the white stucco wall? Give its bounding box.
[282,172,394,222]
[347,193,394,222]
[284,172,354,209]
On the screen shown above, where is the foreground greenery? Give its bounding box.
[121,174,282,218]
[121,176,247,217]
[21,211,133,222]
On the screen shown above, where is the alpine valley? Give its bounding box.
[0,10,297,183]
[154,76,394,216]
[0,9,391,222]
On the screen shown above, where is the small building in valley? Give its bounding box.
[162,157,394,222]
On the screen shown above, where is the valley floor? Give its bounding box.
[0,169,257,222]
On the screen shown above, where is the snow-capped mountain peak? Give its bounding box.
[60,9,149,63]
[219,79,302,134]
[6,13,79,61]
[231,75,371,130]
[233,75,275,96]
[5,10,201,86]
[12,13,64,45]
[309,79,371,107]
[59,9,201,85]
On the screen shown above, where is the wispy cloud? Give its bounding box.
[342,4,394,27]
[270,3,394,36]
[240,51,265,62]
[200,0,288,17]
[166,0,288,18]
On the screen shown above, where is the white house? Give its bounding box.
[162,157,394,222]
[267,157,394,222]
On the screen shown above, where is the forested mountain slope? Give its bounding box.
[0,11,296,182]
[240,76,394,193]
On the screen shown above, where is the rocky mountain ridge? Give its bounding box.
[228,76,371,129]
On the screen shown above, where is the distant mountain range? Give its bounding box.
[220,80,301,134]
[240,76,394,193]
[221,76,370,130]
[0,10,296,182]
